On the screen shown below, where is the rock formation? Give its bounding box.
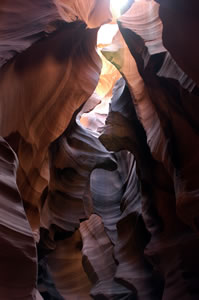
[0,0,199,299]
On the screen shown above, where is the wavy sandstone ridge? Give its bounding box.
[0,0,199,299]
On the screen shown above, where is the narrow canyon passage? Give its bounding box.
[0,1,199,299]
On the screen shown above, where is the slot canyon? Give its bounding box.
[0,0,199,299]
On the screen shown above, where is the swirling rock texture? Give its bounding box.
[100,79,164,299]
[1,0,199,299]
[40,94,117,241]
[0,138,38,299]
[0,0,111,234]
[80,214,134,299]
[101,0,199,299]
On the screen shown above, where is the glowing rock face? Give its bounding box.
[110,0,129,18]
[0,0,112,68]
[0,0,199,299]
[55,0,112,28]
[0,21,102,233]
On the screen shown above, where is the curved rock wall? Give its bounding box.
[0,0,199,299]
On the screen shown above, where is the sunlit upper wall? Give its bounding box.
[110,0,129,18]
[96,0,136,100]
[54,0,112,28]
[97,0,132,46]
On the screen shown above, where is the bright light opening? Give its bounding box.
[110,0,129,18]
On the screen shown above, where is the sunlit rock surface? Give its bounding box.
[0,0,199,299]
[0,20,102,232]
[103,1,199,299]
